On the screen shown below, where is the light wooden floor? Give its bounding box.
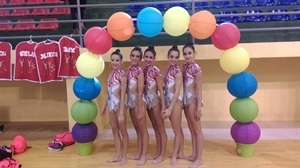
[0,121,299,168]
[0,139,299,168]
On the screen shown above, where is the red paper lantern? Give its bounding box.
[211,23,241,50]
[107,12,135,41]
[84,27,112,55]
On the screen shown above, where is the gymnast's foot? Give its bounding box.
[170,157,178,166]
[128,155,140,160]
[189,160,203,168]
[184,155,196,161]
[152,155,166,164]
[148,153,159,160]
[106,156,121,163]
[136,156,147,166]
[120,157,127,166]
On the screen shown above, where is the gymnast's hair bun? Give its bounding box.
[148,46,155,50]
[133,46,142,51]
[171,45,178,49]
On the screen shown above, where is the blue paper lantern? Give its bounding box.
[227,72,258,98]
[137,7,163,37]
[73,76,101,101]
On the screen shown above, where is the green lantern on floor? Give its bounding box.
[71,100,98,124]
[230,98,259,123]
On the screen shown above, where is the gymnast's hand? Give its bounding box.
[195,109,202,121]
[162,108,171,119]
[118,113,125,123]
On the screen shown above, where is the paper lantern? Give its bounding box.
[189,10,216,39]
[76,142,94,156]
[107,12,135,41]
[72,122,98,143]
[76,52,105,78]
[71,100,98,124]
[211,23,241,50]
[227,71,258,98]
[73,76,101,101]
[231,121,261,144]
[163,6,190,36]
[137,7,163,37]
[99,56,105,75]
[220,46,250,74]
[236,143,254,158]
[84,26,112,55]
[230,98,259,123]
[10,135,27,154]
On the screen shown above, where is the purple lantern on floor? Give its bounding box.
[72,122,98,143]
[230,121,261,144]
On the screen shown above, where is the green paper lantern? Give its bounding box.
[71,100,98,124]
[230,98,258,123]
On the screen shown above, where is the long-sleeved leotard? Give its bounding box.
[163,64,182,108]
[143,65,161,110]
[107,68,126,112]
[126,65,145,108]
[182,62,202,107]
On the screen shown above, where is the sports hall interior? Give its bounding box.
[0,0,299,167]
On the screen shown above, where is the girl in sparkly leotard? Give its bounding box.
[102,49,129,166]
[126,46,149,166]
[162,45,185,166]
[143,46,167,164]
[182,43,204,168]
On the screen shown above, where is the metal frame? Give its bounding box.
[0,0,299,46]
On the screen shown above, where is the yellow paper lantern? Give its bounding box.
[76,52,105,78]
[98,56,105,75]
[163,6,190,36]
[220,46,250,74]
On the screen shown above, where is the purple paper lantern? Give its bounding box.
[230,121,261,144]
[72,122,98,143]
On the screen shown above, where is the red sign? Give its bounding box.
[14,41,40,83]
[58,36,80,78]
[34,40,63,83]
[0,42,12,80]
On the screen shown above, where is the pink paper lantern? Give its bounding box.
[211,23,240,50]
[84,26,112,55]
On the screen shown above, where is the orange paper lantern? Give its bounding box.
[107,12,135,41]
[189,10,216,39]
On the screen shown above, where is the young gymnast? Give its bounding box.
[143,46,167,164]
[162,45,185,166]
[182,43,204,168]
[126,46,149,166]
[102,49,129,166]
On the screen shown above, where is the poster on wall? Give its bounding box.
[0,42,12,80]
[14,41,40,83]
[34,40,63,83]
[58,36,80,78]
